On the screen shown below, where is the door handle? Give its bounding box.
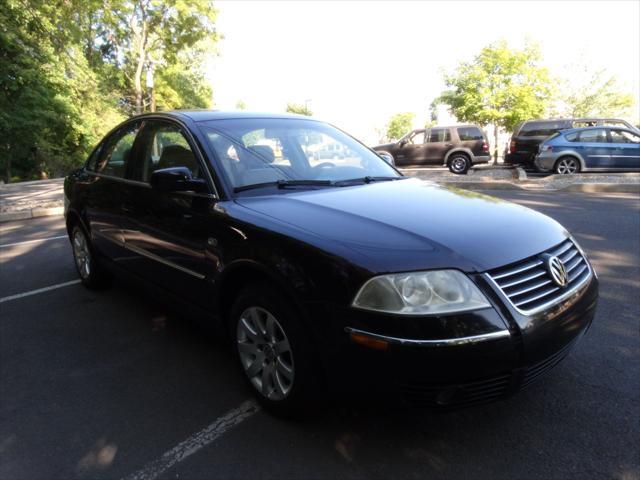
[121,203,134,213]
[444,143,453,147]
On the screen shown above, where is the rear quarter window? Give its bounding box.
[457,127,484,141]
[565,133,579,142]
[519,121,568,137]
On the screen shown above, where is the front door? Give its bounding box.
[424,128,454,164]
[123,120,222,308]
[608,129,640,170]
[578,128,611,169]
[396,130,427,165]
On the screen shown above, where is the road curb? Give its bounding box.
[0,206,64,223]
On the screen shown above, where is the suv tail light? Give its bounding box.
[509,140,516,154]
[482,141,489,153]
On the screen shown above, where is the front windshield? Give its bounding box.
[199,118,400,190]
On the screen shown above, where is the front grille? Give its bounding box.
[487,238,591,314]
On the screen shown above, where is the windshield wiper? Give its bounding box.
[234,179,335,193]
[333,176,406,187]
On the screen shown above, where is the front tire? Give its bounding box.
[554,156,580,174]
[448,154,471,174]
[229,284,323,418]
[70,225,110,289]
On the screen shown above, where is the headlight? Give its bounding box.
[352,270,491,315]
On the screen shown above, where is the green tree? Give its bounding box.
[286,102,312,116]
[235,99,247,110]
[437,40,553,162]
[558,68,634,119]
[386,112,414,141]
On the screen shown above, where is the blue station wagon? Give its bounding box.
[535,126,640,174]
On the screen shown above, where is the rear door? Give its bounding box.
[456,126,486,157]
[123,119,222,307]
[608,129,640,169]
[396,130,427,165]
[577,128,611,168]
[85,122,141,260]
[424,128,453,164]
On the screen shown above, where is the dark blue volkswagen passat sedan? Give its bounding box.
[535,126,640,174]
[65,111,598,416]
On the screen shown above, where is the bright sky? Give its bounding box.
[208,0,640,143]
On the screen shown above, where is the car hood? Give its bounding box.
[235,178,568,273]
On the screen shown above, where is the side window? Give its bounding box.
[578,129,607,143]
[86,143,103,171]
[610,129,640,144]
[409,131,425,144]
[520,121,566,137]
[457,127,483,141]
[428,128,451,143]
[565,133,579,142]
[137,122,201,182]
[96,124,140,178]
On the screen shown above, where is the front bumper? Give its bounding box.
[309,269,598,408]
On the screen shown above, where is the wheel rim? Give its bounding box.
[557,158,578,174]
[237,306,294,401]
[451,157,466,172]
[72,229,91,279]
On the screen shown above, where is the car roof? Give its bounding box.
[132,109,320,123]
[558,125,635,135]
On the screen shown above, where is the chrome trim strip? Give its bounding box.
[492,259,543,280]
[345,327,511,347]
[87,171,218,199]
[124,243,206,279]
[93,229,205,280]
[500,269,545,289]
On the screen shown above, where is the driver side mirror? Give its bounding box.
[398,139,407,147]
[150,167,208,193]
[378,153,395,166]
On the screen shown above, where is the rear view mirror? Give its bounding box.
[150,167,207,193]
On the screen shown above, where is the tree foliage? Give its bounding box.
[286,102,312,116]
[557,67,634,118]
[0,0,217,182]
[438,40,553,133]
[386,112,414,141]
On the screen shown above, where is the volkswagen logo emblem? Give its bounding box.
[546,256,568,287]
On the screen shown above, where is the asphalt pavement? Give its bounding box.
[0,190,638,480]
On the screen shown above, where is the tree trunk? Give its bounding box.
[493,124,499,165]
[134,52,145,115]
[5,145,11,183]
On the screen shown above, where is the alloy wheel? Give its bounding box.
[72,229,91,279]
[236,306,295,401]
[557,158,578,174]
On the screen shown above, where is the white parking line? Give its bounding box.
[0,280,81,303]
[0,235,68,248]
[123,400,260,480]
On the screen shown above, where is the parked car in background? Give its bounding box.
[373,125,490,174]
[312,142,347,160]
[505,118,638,168]
[65,111,598,417]
[535,126,640,174]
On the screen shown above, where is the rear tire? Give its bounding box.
[229,284,324,418]
[554,156,580,174]
[70,224,111,289]
[448,154,471,174]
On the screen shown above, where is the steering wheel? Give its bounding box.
[314,162,336,169]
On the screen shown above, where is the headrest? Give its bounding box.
[247,145,275,164]
[158,145,197,171]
